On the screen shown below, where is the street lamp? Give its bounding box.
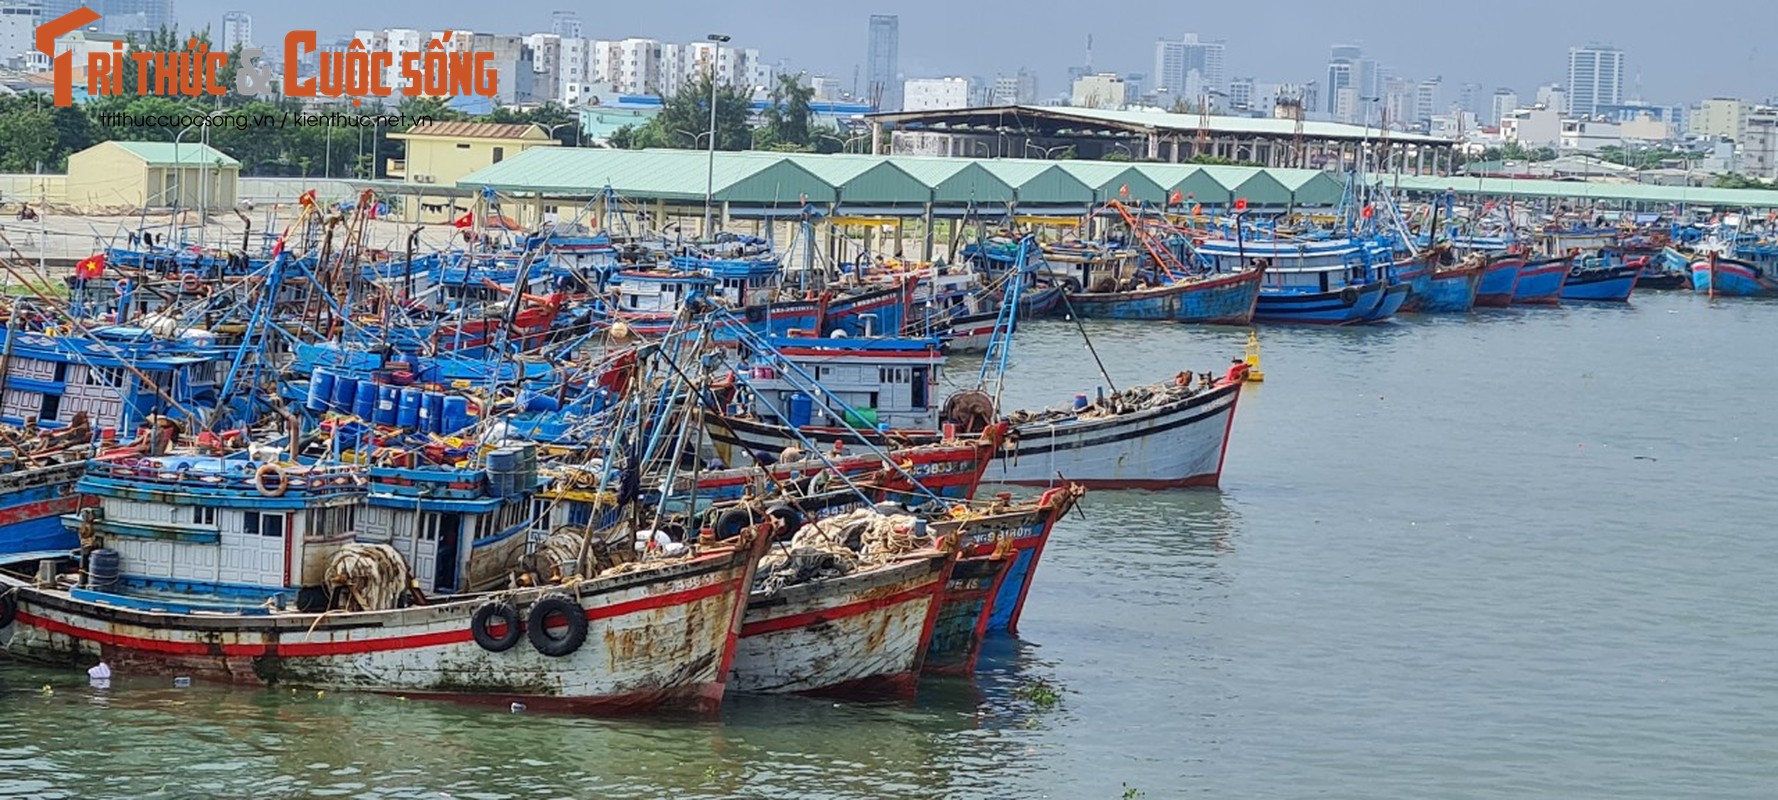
[544,120,580,148]
[1024,142,1071,159]
[703,33,731,237]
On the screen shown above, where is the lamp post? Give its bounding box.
[703,33,731,237]
[1024,142,1071,159]
[544,120,579,148]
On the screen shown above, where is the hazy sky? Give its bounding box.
[176,0,1778,103]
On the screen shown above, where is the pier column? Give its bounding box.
[870,120,884,155]
[1147,132,1160,160]
[922,202,936,262]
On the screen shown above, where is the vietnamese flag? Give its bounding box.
[453,211,474,229]
[75,252,105,279]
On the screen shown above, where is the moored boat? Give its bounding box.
[1063,268,1263,325]
[1560,260,1641,303]
[729,509,955,696]
[1690,256,1778,296]
[1510,255,1571,305]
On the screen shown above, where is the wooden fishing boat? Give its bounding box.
[1690,255,1778,296]
[1063,268,1263,325]
[1560,258,1641,303]
[920,486,1078,667]
[730,515,954,696]
[0,450,771,713]
[1510,255,1572,305]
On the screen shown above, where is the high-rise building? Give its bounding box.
[1566,44,1624,117]
[1456,82,1485,119]
[1535,84,1565,112]
[1489,88,1519,126]
[41,0,171,36]
[992,68,1038,105]
[0,1,42,70]
[220,11,250,52]
[1413,78,1441,128]
[1326,45,1376,115]
[1227,76,1255,112]
[549,11,582,39]
[1152,33,1225,97]
[866,14,900,111]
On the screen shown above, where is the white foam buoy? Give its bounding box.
[88,662,111,689]
[510,702,527,713]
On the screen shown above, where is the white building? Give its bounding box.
[1742,108,1778,179]
[992,69,1038,105]
[810,75,843,101]
[1152,33,1225,95]
[1535,84,1566,115]
[1070,73,1126,110]
[903,77,973,111]
[1566,44,1624,116]
[1559,118,1621,152]
[1501,107,1561,147]
[1489,89,1519,127]
[549,11,582,39]
[593,38,662,95]
[1227,76,1255,112]
[0,1,41,71]
[221,11,250,52]
[1695,97,1749,142]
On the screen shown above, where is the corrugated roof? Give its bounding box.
[1053,161,1168,204]
[774,153,931,204]
[881,157,1015,204]
[104,141,240,167]
[459,148,829,206]
[451,147,1778,210]
[398,121,548,140]
[868,104,1452,144]
[977,161,1092,204]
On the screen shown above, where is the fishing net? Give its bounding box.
[752,509,923,596]
[323,543,410,611]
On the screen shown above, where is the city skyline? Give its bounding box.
[163,0,1778,105]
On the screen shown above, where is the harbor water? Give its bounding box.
[4,292,1775,799]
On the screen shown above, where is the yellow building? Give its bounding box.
[65,141,240,211]
[387,121,558,223]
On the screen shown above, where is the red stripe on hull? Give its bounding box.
[0,496,85,527]
[740,580,941,637]
[15,578,737,659]
[996,472,1220,490]
[389,681,727,715]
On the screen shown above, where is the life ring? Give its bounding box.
[114,279,130,296]
[713,506,759,541]
[1339,285,1360,306]
[525,593,587,657]
[470,600,523,652]
[254,463,289,497]
[0,591,16,628]
[181,272,202,293]
[765,503,803,540]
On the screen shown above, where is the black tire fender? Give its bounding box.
[526,594,588,657]
[765,503,803,541]
[470,600,522,653]
[0,591,16,628]
[714,506,759,541]
[1340,285,1360,306]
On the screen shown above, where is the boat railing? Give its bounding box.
[84,457,366,497]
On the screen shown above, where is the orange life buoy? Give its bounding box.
[254,463,289,497]
[181,272,202,293]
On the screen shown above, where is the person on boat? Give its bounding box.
[1226,358,1249,384]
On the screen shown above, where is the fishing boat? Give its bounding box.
[1045,205,1264,325]
[1689,255,1778,296]
[1402,252,1485,313]
[730,508,954,696]
[0,444,93,559]
[1510,255,1572,305]
[1560,254,1642,303]
[0,448,772,713]
[922,485,1080,666]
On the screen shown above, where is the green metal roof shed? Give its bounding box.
[1134,164,1230,206]
[1053,161,1167,204]
[887,157,1016,206]
[1197,166,1293,207]
[111,141,241,167]
[1270,169,1345,206]
[976,161,1093,205]
[458,148,833,207]
[780,153,931,206]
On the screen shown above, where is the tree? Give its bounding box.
[632,74,753,151]
[760,73,815,149]
[0,96,59,172]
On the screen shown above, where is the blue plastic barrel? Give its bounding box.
[374,385,400,426]
[307,370,336,413]
[417,392,438,433]
[1073,393,1089,411]
[442,396,470,434]
[397,388,423,429]
[486,448,519,498]
[87,548,120,591]
[352,380,377,420]
[332,375,358,412]
[787,392,813,428]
